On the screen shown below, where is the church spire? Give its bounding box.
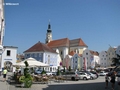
[45,20,52,44]
[48,19,51,29]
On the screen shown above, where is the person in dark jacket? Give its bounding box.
[110,71,116,90]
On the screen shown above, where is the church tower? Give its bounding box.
[45,21,52,44]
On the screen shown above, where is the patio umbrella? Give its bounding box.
[13,57,49,67]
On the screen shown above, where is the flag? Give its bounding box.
[83,57,87,71]
[78,58,80,70]
[90,55,95,68]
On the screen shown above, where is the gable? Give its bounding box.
[24,41,57,53]
[69,38,87,47]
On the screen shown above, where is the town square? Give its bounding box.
[0,0,120,90]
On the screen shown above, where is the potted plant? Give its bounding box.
[19,61,33,88]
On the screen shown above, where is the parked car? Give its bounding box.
[52,72,57,76]
[80,70,98,78]
[62,71,80,81]
[90,71,99,78]
[78,72,91,80]
[99,71,108,76]
[34,69,42,75]
[116,71,120,77]
[89,72,97,79]
[46,71,53,75]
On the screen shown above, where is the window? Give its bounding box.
[86,53,88,55]
[39,53,41,57]
[7,50,11,56]
[75,61,77,63]
[35,53,37,57]
[61,51,62,55]
[103,55,104,57]
[48,55,50,57]
[33,53,34,57]
[104,58,106,60]
[112,53,114,55]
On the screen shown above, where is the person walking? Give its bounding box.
[110,71,116,90]
[105,74,110,89]
[2,67,8,82]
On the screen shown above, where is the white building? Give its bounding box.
[0,0,5,72]
[107,47,116,67]
[46,23,88,61]
[82,49,100,69]
[1,46,18,72]
[99,51,107,68]
[116,45,120,56]
[24,41,61,72]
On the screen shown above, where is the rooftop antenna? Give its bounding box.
[109,44,112,47]
[49,19,50,24]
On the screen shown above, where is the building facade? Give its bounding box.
[1,46,18,72]
[99,51,107,68]
[82,49,100,69]
[0,0,5,71]
[71,53,82,70]
[24,41,61,72]
[63,55,72,69]
[116,45,120,56]
[46,23,88,61]
[107,47,116,67]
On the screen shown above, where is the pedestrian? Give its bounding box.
[110,71,116,90]
[2,67,8,82]
[105,74,110,89]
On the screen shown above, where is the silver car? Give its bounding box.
[78,72,91,80]
[89,73,97,79]
[62,72,80,81]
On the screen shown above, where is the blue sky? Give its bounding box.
[4,0,120,54]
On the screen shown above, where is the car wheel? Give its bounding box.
[91,77,93,80]
[71,77,75,81]
[83,77,87,80]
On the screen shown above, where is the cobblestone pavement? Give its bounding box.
[0,73,119,90]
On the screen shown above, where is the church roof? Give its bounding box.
[47,38,87,48]
[69,38,87,47]
[24,41,57,53]
[47,38,69,48]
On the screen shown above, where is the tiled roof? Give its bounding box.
[90,50,99,56]
[69,51,76,56]
[47,38,87,48]
[69,38,87,47]
[24,41,56,53]
[47,38,69,48]
[69,51,82,56]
